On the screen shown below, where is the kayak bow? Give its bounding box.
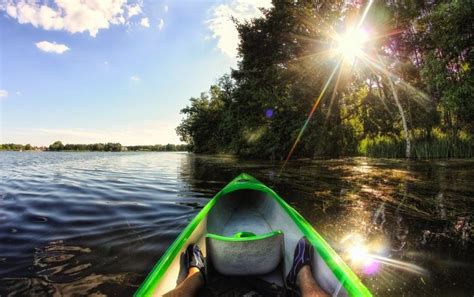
[136,173,371,297]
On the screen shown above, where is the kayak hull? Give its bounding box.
[136,173,371,297]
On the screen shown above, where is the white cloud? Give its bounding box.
[0,90,8,98]
[207,0,272,57]
[35,41,70,54]
[140,17,149,28]
[1,0,144,37]
[164,5,168,13]
[127,3,142,18]
[4,120,181,145]
[130,75,140,81]
[158,18,164,30]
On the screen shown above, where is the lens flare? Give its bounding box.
[341,233,427,277]
[336,28,369,63]
[265,109,274,118]
[279,57,343,175]
[348,244,382,275]
[349,244,369,263]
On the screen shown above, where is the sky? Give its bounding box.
[0,0,272,146]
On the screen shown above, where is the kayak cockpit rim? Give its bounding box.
[135,173,371,297]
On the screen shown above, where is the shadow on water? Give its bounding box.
[0,152,473,296]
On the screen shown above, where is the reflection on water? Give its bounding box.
[3,240,138,296]
[0,152,473,296]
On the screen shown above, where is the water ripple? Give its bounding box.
[1,152,473,296]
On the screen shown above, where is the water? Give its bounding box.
[0,152,472,296]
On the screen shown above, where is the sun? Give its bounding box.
[336,27,369,63]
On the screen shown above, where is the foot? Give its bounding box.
[187,266,205,283]
[185,244,205,276]
[286,237,314,288]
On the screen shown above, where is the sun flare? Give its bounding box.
[336,28,369,63]
[349,244,369,263]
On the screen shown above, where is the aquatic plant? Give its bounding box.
[358,132,474,159]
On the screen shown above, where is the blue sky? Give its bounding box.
[0,0,271,145]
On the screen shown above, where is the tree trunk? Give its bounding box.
[387,78,411,158]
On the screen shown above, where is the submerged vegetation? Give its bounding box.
[177,0,473,159]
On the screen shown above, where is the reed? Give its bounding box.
[358,133,474,159]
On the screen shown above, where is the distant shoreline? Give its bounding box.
[0,149,189,152]
[0,142,188,152]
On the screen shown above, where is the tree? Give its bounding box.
[419,0,474,133]
[104,143,122,152]
[49,141,64,151]
[176,88,230,154]
[176,0,474,159]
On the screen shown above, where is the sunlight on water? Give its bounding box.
[0,152,473,296]
[341,232,427,278]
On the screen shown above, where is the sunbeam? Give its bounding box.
[356,0,374,30]
[279,1,375,175]
[358,53,431,105]
[325,63,344,121]
[279,0,435,173]
[279,57,344,175]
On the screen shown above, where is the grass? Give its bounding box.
[358,131,474,159]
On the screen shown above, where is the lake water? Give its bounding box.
[0,152,473,296]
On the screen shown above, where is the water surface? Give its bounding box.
[0,152,472,296]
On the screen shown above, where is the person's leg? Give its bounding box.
[163,267,205,297]
[163,244,206,297]
[287,237,329,297]
[296,265,329,297]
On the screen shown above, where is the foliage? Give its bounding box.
[1,142,187,152]
[418,0,474,131]
[126,144,189,151]
[358,135,406,158]
[176,83,234,154]
[177,0,473,159]
[58,143,122,152]
[359,132,474,159]
[48,141,64,151]
[0,143,37,151]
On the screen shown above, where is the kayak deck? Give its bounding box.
[219,206,272,236]
[207,190,286,286]
[208,191,273,236]
[135,174,371,297]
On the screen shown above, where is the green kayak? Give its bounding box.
[136,173,371,296]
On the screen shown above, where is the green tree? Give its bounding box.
[419,0,474,133]
[176,0,474,159]
[49,141,64,151]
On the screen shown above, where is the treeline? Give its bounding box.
[127,144,188,151]
[47,141,188,152]
[48,141,123,152]
[0,142,188,152]
[0,143,37,151]
[176,0,473,159]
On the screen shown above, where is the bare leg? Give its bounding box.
[297,265,330,297]
[163,267,205,297]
